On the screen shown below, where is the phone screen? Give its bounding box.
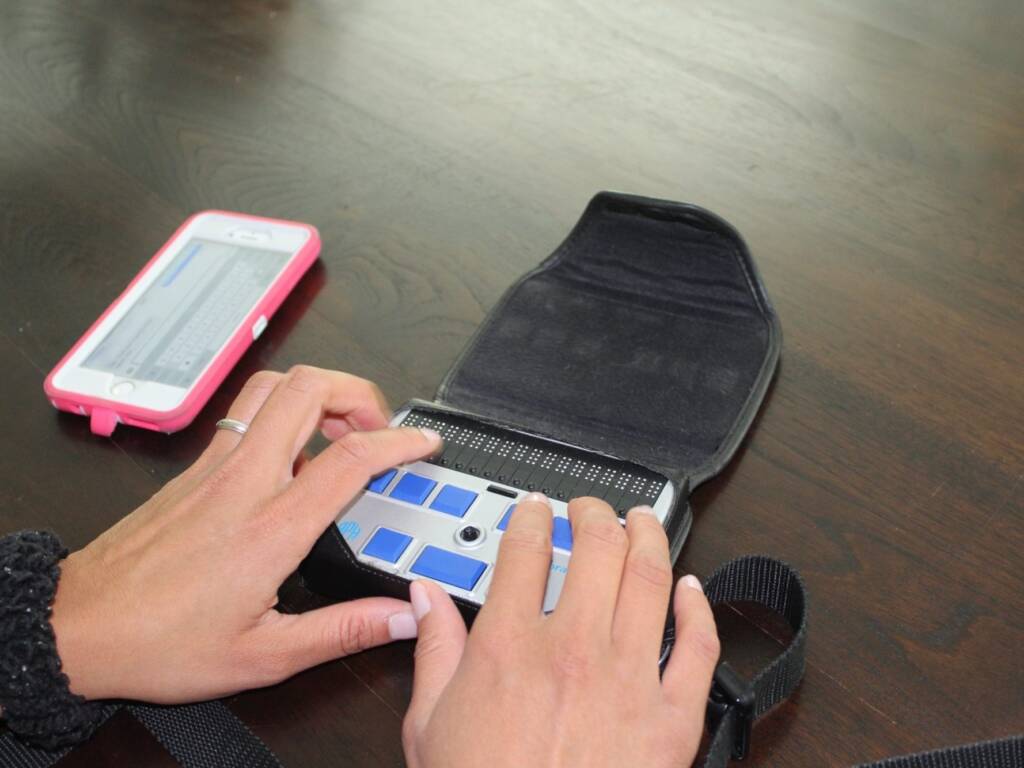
[83,238,290,388]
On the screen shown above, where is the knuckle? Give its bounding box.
[624,551,673,592]
[330,432,373,466]
[412,631,454,664]
[468,630,504,662]
[499,527,551,556]
[468,620,529,662]
[337,612,378,656]
[238,638,292,686]
[345,376,390,418]
[192,456,248,501]
[577,517,628,551]
[569,496,613,516]
[285,364,325,394]
[263,649,294,683]
[243,369,282,393]
[366,379,386,402]
[629,509,667,534]
[685,626,721,664]
[242,502,283,544]
[550,643,598,681]
[365,380,389,408]
[347,375,375,398]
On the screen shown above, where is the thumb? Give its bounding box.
[257,597,418,682]
[662,575,720,730]
[406,580,468,735]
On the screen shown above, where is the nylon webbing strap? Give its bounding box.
[854,735,1024,768]
[0,733,66,768]
[128,701,281,768]
[0,700,281,768]
[704,555,808,719]
[688,556,1022,768]
[0,728,65,767]
[2,555,1019,767]
[696,555,808,768]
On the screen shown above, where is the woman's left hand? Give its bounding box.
[50,366,440,703]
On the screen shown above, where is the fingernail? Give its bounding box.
[388,611,418,640]
[681,574,703,592]
[628,505,656,517]
[410,580,432,620]
[522,491,549,505]
[419,428,442,446]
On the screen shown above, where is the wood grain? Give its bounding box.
[0,0,1020,765]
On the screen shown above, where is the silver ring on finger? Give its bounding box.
[215,418,249,436]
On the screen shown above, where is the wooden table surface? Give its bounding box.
[2,1,1021,766]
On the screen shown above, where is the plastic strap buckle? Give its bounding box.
[706,662,756,760]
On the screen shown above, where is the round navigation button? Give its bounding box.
[111,380,135,396]
[454,524,486,549]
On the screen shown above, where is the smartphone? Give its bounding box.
[333,404,676,612]
[44,211,321,436]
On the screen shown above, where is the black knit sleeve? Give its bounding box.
[0,531,107,749]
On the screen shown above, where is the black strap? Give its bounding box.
[129,701,281,768]
[2,554,1017,767]
[854,735,1024,768]
[0,700,281,768]
[663,555,1022,768]
[698,555,809,768]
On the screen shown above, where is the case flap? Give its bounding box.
[436,192,780,486]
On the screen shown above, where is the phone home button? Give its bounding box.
[110,380,135,396]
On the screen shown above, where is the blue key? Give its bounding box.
[366,469,397,494]
[362,527,413,563]
[552,517,573,551]
[496,504,515,531]
[389,473,437,505]
[429,485,478,518]
[410,546,487,591]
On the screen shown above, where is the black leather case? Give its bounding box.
[300,191,781,615]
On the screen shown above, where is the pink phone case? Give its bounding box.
[43,211,322,436]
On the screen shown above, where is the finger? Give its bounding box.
[270,426,442,547]
[662,575,720,718]
[477,493,553,625]
[201,371,283,462]
[553,497,629,633]
[322,386,392,441]
[406,580,468,738]
[253,597,416,683]
[611,506,674,662]
[240,365,392,467]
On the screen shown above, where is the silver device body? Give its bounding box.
[335,407,674,611]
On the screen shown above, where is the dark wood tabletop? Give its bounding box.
[2,1,1021,766]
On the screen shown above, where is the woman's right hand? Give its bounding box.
[402,494,720,768]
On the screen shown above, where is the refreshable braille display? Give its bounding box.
[335,407,674,611]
